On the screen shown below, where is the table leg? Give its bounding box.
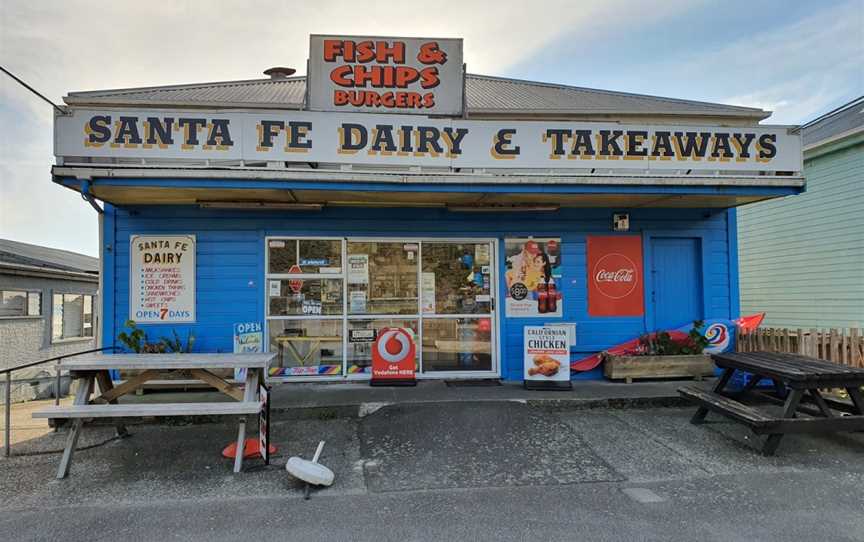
[807,389,834,418]
[233,368,259,473]
[95,371,129,438]
[57,375,94,479]
[846,386,864,415]
[762,388,804,456]
[691,367,736,424]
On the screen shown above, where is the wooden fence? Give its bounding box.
[736,327,864,367]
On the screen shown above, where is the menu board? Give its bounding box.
[524,325,571,384]
[130,235,196,323]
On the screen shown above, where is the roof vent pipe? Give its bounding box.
[264,67,296,79]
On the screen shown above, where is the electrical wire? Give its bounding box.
[0,65,65,114]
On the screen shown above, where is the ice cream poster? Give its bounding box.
[504,237,563,317]
[524,325,571,383]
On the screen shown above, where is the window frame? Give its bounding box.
[264,236,500,381]
[51,292,95,343]
[0,289,43,319]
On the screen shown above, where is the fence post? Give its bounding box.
[4,372,10,458]
[55,359,62,407]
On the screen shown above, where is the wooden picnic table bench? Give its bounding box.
[32,353,276,479]
[679,351,864,455]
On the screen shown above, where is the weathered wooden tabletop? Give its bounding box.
[59,353,277,371]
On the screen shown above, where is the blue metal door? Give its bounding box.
[650,238,703,330]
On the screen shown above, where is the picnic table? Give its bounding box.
[679,352,864,455]
[32,353,276,478]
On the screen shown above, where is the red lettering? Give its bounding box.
[330,66,353,87]
[419,67,440,89]
[323,39,343,61]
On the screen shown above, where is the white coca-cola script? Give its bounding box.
[595,268,635,283]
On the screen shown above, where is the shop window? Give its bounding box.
[347,318,418,375]
[0,290,41,317]
[421,242,492,315]
[347,241,418,315]
[421,317,493,372]
[268,319,343,377]
[268,279,343,316]
[52,294,94,341]
[268,238,342,274]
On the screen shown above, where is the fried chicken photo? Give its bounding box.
[528,354,560,377]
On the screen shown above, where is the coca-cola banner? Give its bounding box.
[587,236,644,317]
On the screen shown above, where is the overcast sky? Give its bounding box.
[1,0,861,257]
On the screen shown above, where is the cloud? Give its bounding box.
[1,0,694,256]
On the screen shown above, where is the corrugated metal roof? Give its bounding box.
[64,74,768,119]
[801,96,864,147]
[0,239,99,274]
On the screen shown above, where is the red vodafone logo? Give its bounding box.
[592,253,638,300]
[288,264,303,294]
[376,329,413,364]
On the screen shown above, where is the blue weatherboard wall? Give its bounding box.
[101,203,738,381]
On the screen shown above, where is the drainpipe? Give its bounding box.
[80,180,103,214]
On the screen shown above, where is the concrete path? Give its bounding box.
[2,395,863,540]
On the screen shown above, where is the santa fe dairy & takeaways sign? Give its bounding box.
[130,235,195,323]
[56,109,802,173]
[307,35,464,116]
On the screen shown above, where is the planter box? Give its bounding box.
[603,354,714,384]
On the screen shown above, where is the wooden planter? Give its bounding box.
[603,354,714,384]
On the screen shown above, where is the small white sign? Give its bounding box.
[349,290,367,313]
[524,325,571,383]
[268,280,281,297]
[347,254,369,284]
[421,272,436,314]
[130,235,195,323]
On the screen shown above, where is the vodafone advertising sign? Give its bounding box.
[587,236,644,317]
[307,35,464,116]
[371,327,417,383]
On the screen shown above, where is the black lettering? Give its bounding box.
[206,119,233,147]
[145,117,174,146]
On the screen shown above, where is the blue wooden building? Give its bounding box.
[50,39,804,382]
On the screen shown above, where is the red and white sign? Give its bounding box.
[371,327,416,382]
[307,35,464,116]
[587,236,644,317]
[288,264,303,294]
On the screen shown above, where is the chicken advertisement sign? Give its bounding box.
[587,236,644,317]
[505,238,563,317]
[524,326,572,389]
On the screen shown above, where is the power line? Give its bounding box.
[0,65,65,114]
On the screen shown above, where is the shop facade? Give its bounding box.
[51,35,804,382]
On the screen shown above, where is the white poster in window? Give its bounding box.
[347,254,369,285]
[349,290,367,313]
[421,272,436,314]
[268,280,281,297]
[130,235,195,323]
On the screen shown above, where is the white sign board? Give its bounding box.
[307,35,464,116]
[130,235,195,323]
[347,254,369,284]
[524,326,571,383]
[55,108,803,173]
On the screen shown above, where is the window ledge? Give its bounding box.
[51,337,95,345]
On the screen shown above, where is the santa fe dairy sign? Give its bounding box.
[306,35,464,116]
[57,109,802,172]
[130,235,195,323]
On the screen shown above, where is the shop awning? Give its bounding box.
[53,165,803,210]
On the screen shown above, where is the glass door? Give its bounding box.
[420,241,495,374]
[345,240,419,376]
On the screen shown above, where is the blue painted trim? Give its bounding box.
[55,176,800,197]
[102,203,116,350]
[727,208,740,319]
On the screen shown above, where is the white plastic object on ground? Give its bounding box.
[286,440,334,486]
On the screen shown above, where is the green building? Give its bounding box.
[739,96,864,328]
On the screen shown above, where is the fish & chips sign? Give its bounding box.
[306,35,464,115]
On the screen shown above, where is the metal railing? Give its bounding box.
[2,346,118,458]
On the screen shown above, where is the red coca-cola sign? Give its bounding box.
[587,236,644,316]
